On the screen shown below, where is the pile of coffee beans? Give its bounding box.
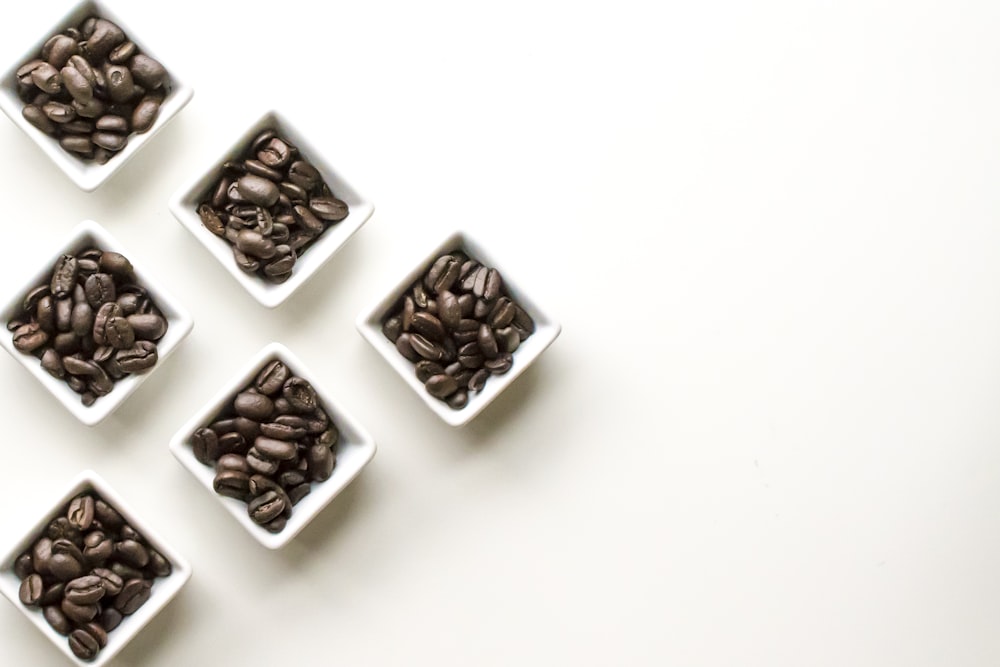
[381,252,535,409]
[15,16,170,164]
[14,491,172,662]
[196,129,350,284]
[190,359,340,533]
[7,248,168,406]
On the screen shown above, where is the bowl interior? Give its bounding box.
[0,0,193,191]
[169,110,374,307]
[358,231,561,426]
[169,343,376,549]
[0,470,191,667]
[0,220,193,426]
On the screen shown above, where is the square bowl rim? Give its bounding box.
[0,218,194,426]
[0,0,194,191]
[167,108,374,308]
[0,469,192,667]
[168,341,377,549]
[355,229,561,427]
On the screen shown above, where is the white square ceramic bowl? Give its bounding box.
[0,0,194,192]
[168,110,374,308]
[0,470,192,667]
[169,342,376,549]
[356,230,561,427]
[0,219,194,426]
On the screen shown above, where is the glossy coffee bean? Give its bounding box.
[19,574,44,606]
[44,605,72,636]
[248,490,286,525]
[114,578,151,615]
[69,628,101,661]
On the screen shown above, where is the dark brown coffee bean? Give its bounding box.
[115,539,149,568]
[14,553,34,579]
[100,607,123,632]
[132,94,161,132]
[246,448,280,476]
[255,359,289,395]
[233,391,274,421]
[67,495,95,531]
[259,421,306,441]
[425,374,459,399]
[415,360,446,383]
[410,333,444,361]
[447,390,469,409]
[468,368,489,392]
[114,578,150,615]
[257,137,293,168]
[128,54,166,89]
[44,605,72,635]
[49,553,85,582]
[91,568,124,596]
[216,453,251,474]
[109,40,137,64]
[22,104,56,134]
[306,444,336,482]
[83,621,109,649]
[478,323,499,359]
[104,64,134,103]
[214,470,251,500]
[485,353,513,374]
[116,340,157,372]
[410,311,445,342]
[69,628,101,661]
[309,196,349,221]
[248,490,286,525]
[288,483,312,506]
[93,500,123,531]
[92,131,128,151]
[283,377,318,412]
[146,549,172,578]
[192,427,220,464]
[254,436,297,461]
[237,174,280,207]
[83,533,113,567]
[64,575,106,605]
[61,597,99,624]
[126,312,166,340]
[18,573,43,606]
[12,322,48,352]
[293,203,325,234]
[60,64,93,104]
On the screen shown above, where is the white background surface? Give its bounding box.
[0,0,998,665]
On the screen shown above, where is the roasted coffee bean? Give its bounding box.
[216,453,251,473]
[14,553,34,580]
[44,605,72,635]
[49,553,85,582]
[69,628,101,661]
[283,377,318,412]
[254,436,298,461]
[260,421,306,441]
[61,597,99,624]
[83,622,109,649]
[64,575,106,605]
[478,323,499,359]
[116,340,157,372]
[255,359,289,395]
[114,578,151,615]
[468,368,489,393]
[306,444,336,482]
[19,574,44,606]
[109,40,137,64]
[100,607,123,632]
[129,54,166,89]
[288,482,312,506]
[248,490,286,525]
[257,137,293,168]
[115,539,149,569]
[83,531,113,566]
[131,94,161,132]
[246,448,280,476]
[12,322,48,352]
[91,567,124,596]
[192,427,219,464]
[415,360,446,383]
[426,374,459,399]
[126,312,166,340]
[146,549,171,578]
[67,495,95,531]
[234,391,274,421]
[213,470,251,500]
[485,353,513,375]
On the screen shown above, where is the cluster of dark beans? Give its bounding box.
[381,252,535,409]
[15,16,169,164]
[7,248,168,406]
[14,492,172,662]
[196,129,350,284]
[190,360,339,533]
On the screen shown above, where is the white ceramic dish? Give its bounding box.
[355,230,561,427]
[168,110,374,308]
[0,219,194,426]
[0,469,192,667]
[169,342,376,549]
[0,0,194,191]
